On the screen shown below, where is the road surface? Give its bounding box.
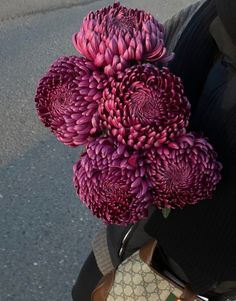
[0,0,196,300]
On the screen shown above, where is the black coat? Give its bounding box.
[107,0,236,297]
[145,2,236,297]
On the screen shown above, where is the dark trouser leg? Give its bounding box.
[72,252,103,301]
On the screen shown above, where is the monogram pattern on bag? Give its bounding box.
[107,250,192,301]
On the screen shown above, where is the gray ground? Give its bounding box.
[0,0,196,300]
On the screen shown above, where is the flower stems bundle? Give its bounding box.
[35,2,222,225]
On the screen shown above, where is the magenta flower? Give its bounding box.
[35,56,106,146]
[146,133,222,209]
[73,137,151,225]
[72,2,172,76]
[98,65,190,150]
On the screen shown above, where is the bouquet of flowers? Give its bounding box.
[35,3,222,225]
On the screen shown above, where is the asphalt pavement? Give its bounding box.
[0,0,103,22]
[0,0,196,300]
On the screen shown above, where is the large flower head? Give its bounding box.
[72,2,172,76]
[73,136,151,225]
[35,56,106,146]
[98,65,190,150]
[146,133,222,209]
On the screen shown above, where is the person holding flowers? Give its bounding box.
[35,0,236,300]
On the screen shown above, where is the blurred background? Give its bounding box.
[0,0,196,300]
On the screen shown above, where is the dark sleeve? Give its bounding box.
[164,0,205,54]
[192,58,236,170]
[145,58,236,295]
[168,0,218,115]
[145,0,236,295]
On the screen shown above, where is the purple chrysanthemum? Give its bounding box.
[98,64,190,150]
[146,133,222,209]
[73,136,151,225]
[35,56,106,146]
[72,2,172,76]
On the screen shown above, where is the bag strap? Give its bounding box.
[181,286,198,301]
[139,239,158,265]
[91,270,115,301]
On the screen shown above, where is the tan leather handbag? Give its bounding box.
[92,240,204,301]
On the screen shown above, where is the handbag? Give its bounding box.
[92,240,204,301]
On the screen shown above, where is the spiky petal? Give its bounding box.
[146,133,222,209]
[98,64,191,150]
[35,56,106,146]
[72,2,172,76]
[73,136,151,225]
